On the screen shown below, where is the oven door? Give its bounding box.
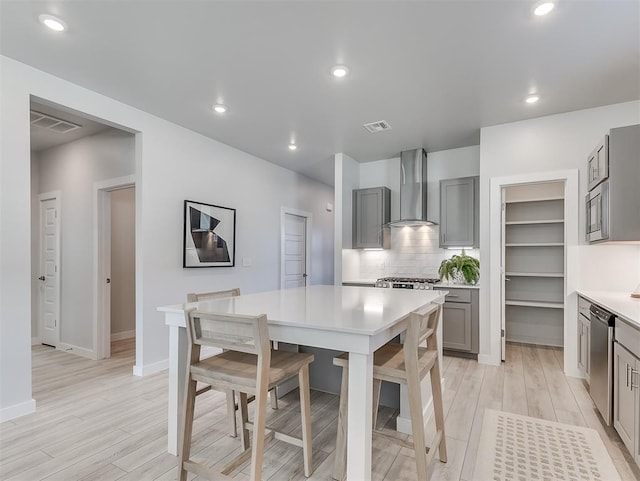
[586,181,609,243]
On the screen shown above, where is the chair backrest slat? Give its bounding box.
[403,303,442,355]
[185,310,269,356]
[187,288,240,303]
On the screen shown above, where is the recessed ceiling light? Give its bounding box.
[39,14,67,32]
[525,95,540,104]
[288,143,298,151]
[533,1,555,16]
[331,65,349,78]
[212,104,227,114]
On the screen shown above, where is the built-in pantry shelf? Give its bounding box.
[505,219,564,225]
[505,196,565,204]
[506,272,564,278]
[505,300,564,309]
[505,243,564,247]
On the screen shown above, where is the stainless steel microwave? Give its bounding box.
[586,180,609,242]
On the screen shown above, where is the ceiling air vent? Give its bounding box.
[30,110,82,134]
[363,120,392,133]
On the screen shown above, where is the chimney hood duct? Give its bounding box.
[387,148,437,226]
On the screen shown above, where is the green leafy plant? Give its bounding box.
[438,250,480,284]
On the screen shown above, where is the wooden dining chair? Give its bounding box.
[331,303,447,481]
[186,288,279,439]
[179,309,314,481]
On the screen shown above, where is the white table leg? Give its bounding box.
[347,352,373,480]
[168,323,188,455]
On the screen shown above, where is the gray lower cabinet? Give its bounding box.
[434,287,479,356]
[613,319,640,467]
[440,176,479,248]
[577,315,590,380]
[352,186,390,249]
[577,296,590,381]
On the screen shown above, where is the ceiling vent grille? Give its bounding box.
[363,120,392,133]
[30,110,82,134]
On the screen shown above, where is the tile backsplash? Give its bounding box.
[342,225,479,280]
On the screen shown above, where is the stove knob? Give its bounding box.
[419,284,426,290]
[382,282,388,288]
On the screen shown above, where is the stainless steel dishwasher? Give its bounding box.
[589,303,616,425]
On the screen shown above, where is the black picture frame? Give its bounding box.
[183,200,236,268]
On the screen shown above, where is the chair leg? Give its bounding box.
[372,378,382,430]
[270,387,279,410]
[239,392,250,452]
[226,389,238,437]
[249,385,269,481]
[332,365,349,481]
[429,358,447,463]
[406,367,429,480]
[178,375,198,481]
[298,364,313,477]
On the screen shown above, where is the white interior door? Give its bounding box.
[39,196,60,347]
[500,188,507,361]
[282,213,308,289]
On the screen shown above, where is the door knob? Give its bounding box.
[106,278,111,284]
[38,276,45,281]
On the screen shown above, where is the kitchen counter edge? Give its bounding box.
[577,290,640,329]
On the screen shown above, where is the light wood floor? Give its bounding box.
[1,341,638,480]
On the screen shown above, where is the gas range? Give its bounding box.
[375,277,441,290]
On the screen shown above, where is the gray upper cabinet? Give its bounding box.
[352,186,390,249]
[587,135,609,191]
[587,124,640,243]
[440,176,479,248]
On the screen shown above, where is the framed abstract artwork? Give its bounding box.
[183,200,236,267]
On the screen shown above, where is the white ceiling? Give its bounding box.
[2,1,639,186]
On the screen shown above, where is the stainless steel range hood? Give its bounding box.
[387,148,437,226]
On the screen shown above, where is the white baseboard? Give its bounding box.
[478,354,501,366]
[133,359,168,377]
[564,366,584,379]
[396,395,434,435]
[31,337,40,346]
[111,330,135,341]
[396,377,446,435]
[58,343,96,360]
[0,399,36,422]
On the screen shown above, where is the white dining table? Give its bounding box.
[158,284,446,481]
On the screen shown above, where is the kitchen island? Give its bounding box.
[159,285,446,480]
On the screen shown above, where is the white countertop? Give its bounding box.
[577,290,640,329]
[435,281,480,290]
[342,279,377,285]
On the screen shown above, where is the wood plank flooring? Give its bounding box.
[1,341,639,480]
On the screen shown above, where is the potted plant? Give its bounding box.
[438,250,480,285]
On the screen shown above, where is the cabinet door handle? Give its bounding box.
[626,364,631,389]
[447,294,459,298]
